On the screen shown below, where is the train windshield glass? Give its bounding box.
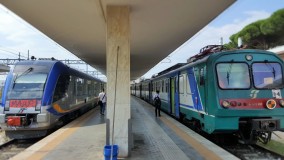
[217,63,250,89]
[7,73,47,99]
[252,63,283,89]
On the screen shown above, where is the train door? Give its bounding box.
[170,76,179,117]
[198,66,206,112]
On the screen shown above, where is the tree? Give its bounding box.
[225,8,284,50]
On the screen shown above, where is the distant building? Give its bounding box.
[269,45,284,59]
[0,64,9,73]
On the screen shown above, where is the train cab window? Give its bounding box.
[216,63,250,89]
[252,63,283,89]
[53,75,70,102]
[199,68,205,85]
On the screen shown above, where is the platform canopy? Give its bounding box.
[0,0,235,80]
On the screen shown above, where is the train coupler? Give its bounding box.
[251,119,280,131]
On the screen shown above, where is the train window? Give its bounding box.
[252,63,283,89]
[162,80,164,92]
[156,81,158,91]
[179,75,184,94]
[216,63,250,89]
[186,75,191,94]
[165,79,169,93]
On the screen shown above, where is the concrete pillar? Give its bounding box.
[106,6,131,157]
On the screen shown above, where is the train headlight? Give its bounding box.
[230,101,237,107]
[35,100,41,111]
[279,100,284,107]
[222,100,230,108]
[4,102,10,111]
[246,55,253,61]
[266,99,276,109]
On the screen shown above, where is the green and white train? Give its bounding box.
[131,45,284,144]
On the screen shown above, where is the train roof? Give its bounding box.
[14,59,104,83]
[151,48,281,80]
[151,63,187,78]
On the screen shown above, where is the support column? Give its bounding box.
[106,6,131,157]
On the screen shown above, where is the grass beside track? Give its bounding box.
[257,140,284,157]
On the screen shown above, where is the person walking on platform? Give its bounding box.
[153,90,161,117]
[98,88,107,115]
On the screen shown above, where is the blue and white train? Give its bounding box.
[0,59,104,139]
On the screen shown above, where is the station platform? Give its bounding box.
[11,96,238,160]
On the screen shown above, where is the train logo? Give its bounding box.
[250,90,259,99]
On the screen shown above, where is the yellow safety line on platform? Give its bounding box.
[11,109,97,160]
[159,117,222,160]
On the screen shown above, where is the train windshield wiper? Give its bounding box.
[265,62,275,79]
[12,67,34,88]
[226,63,233,85]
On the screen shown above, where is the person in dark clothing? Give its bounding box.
[153,90,161,117]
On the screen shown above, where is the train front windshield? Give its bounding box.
[217,62,283,89]
[7,66,48,100]
[252,63,283,89]
[217,63,250,89]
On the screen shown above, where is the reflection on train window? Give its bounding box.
[252,63,283,89]
[8,73,47,99]
[217,63,250,89]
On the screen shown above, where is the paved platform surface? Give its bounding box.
[10,96,238,160]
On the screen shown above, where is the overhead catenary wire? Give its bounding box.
[0,48,28,59]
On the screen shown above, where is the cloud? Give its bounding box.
[0,5,80,61]
[0,5,105,80]
[142,10,271,79]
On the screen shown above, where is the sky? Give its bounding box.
[142,0,284,79]
[0,1,284,82]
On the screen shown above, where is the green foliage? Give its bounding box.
[225,8,284,50]
[257,140,284,156]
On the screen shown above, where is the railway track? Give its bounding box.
[220,143,283,160]
[182,116,284,159]
[0,138,40,160]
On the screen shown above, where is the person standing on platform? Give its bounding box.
[153,90,161,117]
[98,88,107,115]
